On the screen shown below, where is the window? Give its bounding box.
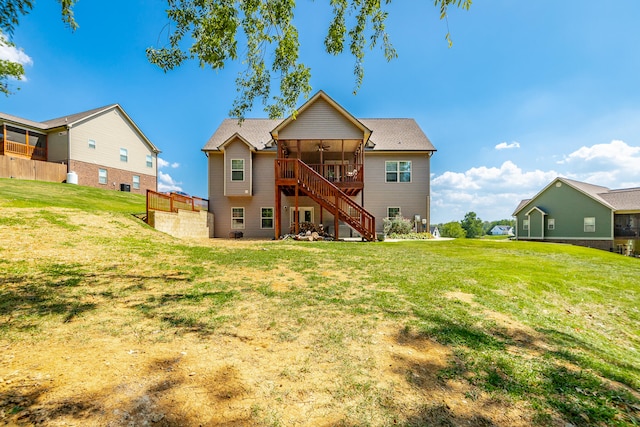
[385,161,411,183]
[387,207,401,218]
[232,207,245,229]
[261,208,274,229]
[120,148,128,162]
[98,169,107,185]
[523,219,529,230]
[146,155,153,168]
[88,139,96,149]
[231,159,244,181]
[133,175,140,190]
[584,217,596,233]
[548,218,555,230]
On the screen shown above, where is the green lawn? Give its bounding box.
[1,179,639,426]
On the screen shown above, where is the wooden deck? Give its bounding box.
[275,159,375,241]
[0,140,47,161]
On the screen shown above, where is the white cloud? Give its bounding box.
[430,139,640,224]
[432,161,558,191]
[157,170,183,193]
[557,140,640,187]
[495,141,520,150]
[157,157,180,169]
[431,161,559,223]
[156,157,182,192]
[0,36,32,66]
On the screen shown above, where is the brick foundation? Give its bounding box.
[518,238,613,252]
[68,160,156,194]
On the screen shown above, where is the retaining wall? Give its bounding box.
[148,209,214,239]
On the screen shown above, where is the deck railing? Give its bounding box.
[146,190,209,216]
[1,140,47,160]
[276,159,375,241]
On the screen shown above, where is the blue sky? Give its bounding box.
[2,0,640,224]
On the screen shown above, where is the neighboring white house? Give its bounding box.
[490,225,514,236]
[0,104,160,193]
[430,226,441,238]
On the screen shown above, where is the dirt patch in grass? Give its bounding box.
[0,209,580,425]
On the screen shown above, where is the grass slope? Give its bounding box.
[0,178,146,212]
[0,179,639,426]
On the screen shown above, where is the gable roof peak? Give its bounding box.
[270,90,371,140]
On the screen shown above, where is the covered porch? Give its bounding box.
[0,124,47,161]
[275,138,365,196]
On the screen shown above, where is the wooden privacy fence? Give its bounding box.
[146,190,209,216]
[0,156,66,182]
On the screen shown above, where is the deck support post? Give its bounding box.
[334,189,339,240]
[275,183,281,239]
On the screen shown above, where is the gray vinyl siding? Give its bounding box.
[224,139,252,196]
[68,108,157,176]
[209,152,277,238]
[278,98,363,140]
[46,131,68,163]
[363,152,431,233]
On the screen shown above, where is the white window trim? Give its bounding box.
[387,207,401,218]
[523,219,529,230]
[385,160,412,183]
[88,139,96,149]
[98,168,107,185]
[146,154,153,168]
[120,148,128,163]
[231,207,245,229]
[584,217,596,233]
[548,218,555,230]
[261,207,274,229]
[132,175,140,190]
[231,159,245,182]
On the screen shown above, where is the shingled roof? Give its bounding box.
[1,104,160,153]
[514,177,640,215]
[202,118,435,152]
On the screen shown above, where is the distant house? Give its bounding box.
[430,226,441,238]
[490,225,514,236]
[513,177,640,254]
[202,90,436,240]
[0,104,160,193]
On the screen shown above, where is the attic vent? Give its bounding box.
[556,182,562,187]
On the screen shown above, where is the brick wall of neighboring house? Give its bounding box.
[519,238,613,252]
[68,160,156,194]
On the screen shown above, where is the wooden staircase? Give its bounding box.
[276,159,376,241]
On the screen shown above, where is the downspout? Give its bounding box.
[66,125,71,173]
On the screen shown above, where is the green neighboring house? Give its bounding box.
[513,177,640,255]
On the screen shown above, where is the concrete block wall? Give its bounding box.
[148,209,214,238]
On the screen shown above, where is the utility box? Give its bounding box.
[120,183,131,192]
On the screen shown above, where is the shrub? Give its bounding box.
[383,216,413,235]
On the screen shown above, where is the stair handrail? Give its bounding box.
[294,159,376,240]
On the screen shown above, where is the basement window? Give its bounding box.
[261,207,274,229]
[98,169,107,185]
[232,207,245,229]
[133,175,140,190]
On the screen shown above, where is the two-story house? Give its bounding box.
[0,104,160,193]
[202,91,436,240]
